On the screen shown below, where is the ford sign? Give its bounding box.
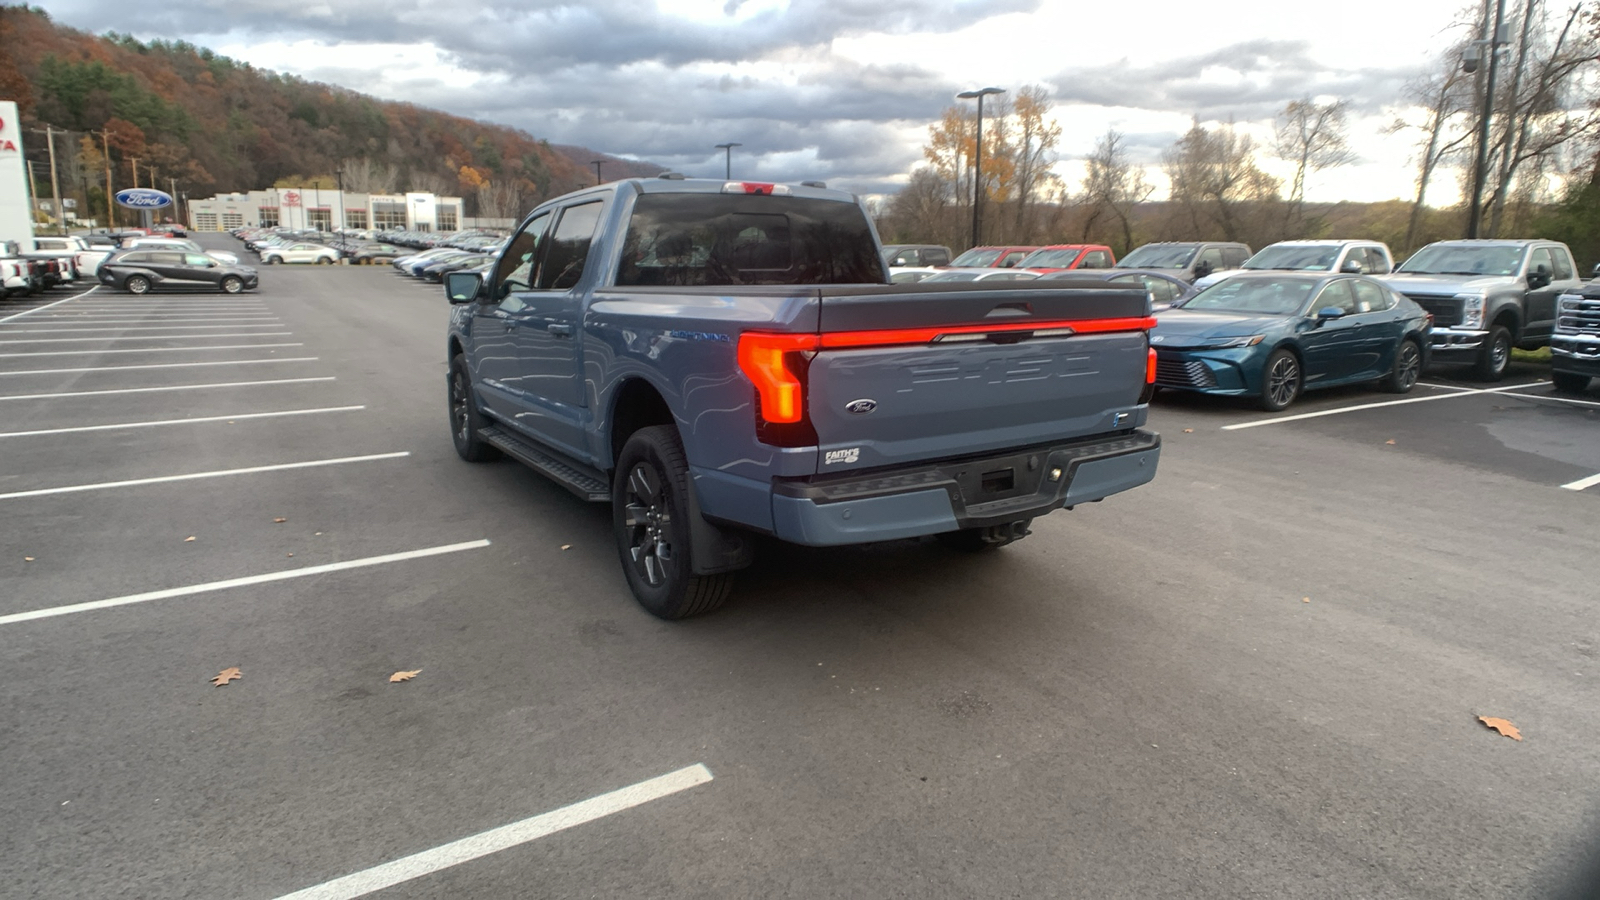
[115,188,174,210]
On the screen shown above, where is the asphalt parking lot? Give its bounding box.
[3,239,1598,899]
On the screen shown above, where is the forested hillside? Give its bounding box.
[0,5,656,219]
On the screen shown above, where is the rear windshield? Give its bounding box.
[616,193,885,286]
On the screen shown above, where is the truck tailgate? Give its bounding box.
[808,282,1152,472]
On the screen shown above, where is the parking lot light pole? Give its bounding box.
[956,87,1005,250]
[715,142,742,180]
[335,167,345,243]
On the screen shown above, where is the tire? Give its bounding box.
[125,275,151,295]
[1473,324,1512,381]
[612,425,733,619]
[447,354,499,462]
[264,256,280,265]
[937,519,1033,552]
[1552,370,1592,393]
[220,276,243,294]
[1259,348,1302,411]
[316,256,331,265]
[1383,339,1422,394]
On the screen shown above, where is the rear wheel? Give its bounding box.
[1552,370,1592,393]
[264,256,280,265]
[447,354,499,462]
[1259,348,1302,411]
[316,256,332,265]
[1473,324,1512,381]
[613,425,733,619]
[220,276,243,294]
[1383,339,1422,393]
[125,275,151,295]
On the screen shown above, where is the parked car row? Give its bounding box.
[389,246,498,283]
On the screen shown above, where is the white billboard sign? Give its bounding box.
[0,101,33,242]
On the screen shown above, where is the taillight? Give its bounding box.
[1146,347,1157,384]
[737,332,819,424]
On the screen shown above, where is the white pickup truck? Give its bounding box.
[25,235,114,278]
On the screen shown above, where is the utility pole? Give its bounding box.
[25,160,41,227]
[1466,0,1509,239]
[591,159,605,185]
[27,126,66,233]
[170,176,180,229]
[130,157,139,190]
[98,130,114,230]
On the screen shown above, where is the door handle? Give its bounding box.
[547,323,574,337]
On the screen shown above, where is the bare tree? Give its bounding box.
[882,166,959,246]
[1010,85,1063,240]
[1274,98,1355,232]
[1387,48,1477,251]
[339,158,400,194]
[1483,0,1598,235]
[1079,129,1152,254]
[1163,118,1281,243]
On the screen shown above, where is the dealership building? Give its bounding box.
[185,188,467,233]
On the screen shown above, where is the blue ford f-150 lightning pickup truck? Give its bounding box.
[444,176,1162,618]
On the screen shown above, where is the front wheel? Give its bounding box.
[1259,348,1302,411]
[1552,370,1592,393]
[447,355,499,462]
[125,275,151,295]
[613,425,733,619]
[1383,339,1422,393]
[220,276,243,294]
[1473,324,1512,381]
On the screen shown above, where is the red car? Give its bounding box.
[1017,244,1116,272]
[949,245,1038,268]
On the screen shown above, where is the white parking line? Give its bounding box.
[1499,391,1600,410]
[0,333,293,344]
[0,451,407,500]
[0,539,490,626]
[0,405,363,438]
[0,342,303,358]
[0,376,334,402]
[0,357,319,377]
[271,764,714,900]
[0,287,101,323]
[1562,473,1600,492]
[0,324,285,333]
[1220,382,1548,431]
[4,316,278,324]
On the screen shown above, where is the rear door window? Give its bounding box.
[1221,247,1249,267]
[538,201,605,291]
[1351,279,1392,312]
[1550,247,1575,280]
[922,248,950,266]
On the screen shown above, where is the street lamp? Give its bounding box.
[313,181,321,233]
[956,87,1005,249]
[335,167,345,242]
[714,142,742,180]
[591,160,606,185]
[1465,1,1510,239]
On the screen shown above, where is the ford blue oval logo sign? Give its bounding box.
[844,398,877,415]
[115,188,173,210]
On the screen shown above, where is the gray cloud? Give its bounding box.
[1050,39,1418,120]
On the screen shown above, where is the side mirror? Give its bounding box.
[1194,261,1214,278]
[1527,266,1551,289]
[445,271,483,304]
[1340,260,1364,274]
[1315,306,1346,323]
[1590,262,1599,279]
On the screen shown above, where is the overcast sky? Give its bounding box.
[43,0,1477,202]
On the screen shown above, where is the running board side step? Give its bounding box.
[479,425,611,502]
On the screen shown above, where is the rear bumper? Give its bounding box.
[768,431,1160,546]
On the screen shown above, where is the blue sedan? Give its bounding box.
[1150,272,1432,410]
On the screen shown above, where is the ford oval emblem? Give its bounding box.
[114,188,174,210]
[844,398,877,415]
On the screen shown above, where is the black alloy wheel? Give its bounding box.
[447,355,498,462]
[220,275,243,294]
[1384,339,1422,393]
[1474,325,1512,381]
[125,275,151,295]
[612,426,732,619]
[1260,349,1302,411]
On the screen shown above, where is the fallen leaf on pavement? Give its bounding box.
[286,553,294,558]
[1183,429,1194,433]
[1478,716,1522,741]
[389,669,422,683]
[273,518,286,523]
[1385,439,1396,445]
[25,556,35,562]
[1302,597,1310,603]
[211,667,242,687]
[184,536,196,542]
[560,544,571,550]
